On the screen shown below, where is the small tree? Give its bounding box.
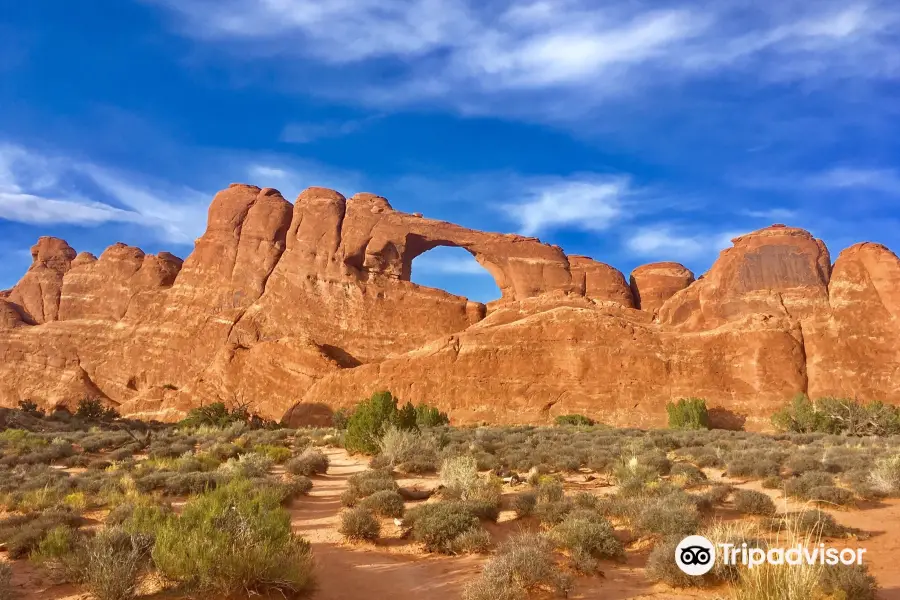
[75,397,120,421]
[415,404,449,427]
[554,414,594,426]
[344,392,417,454]
[666,398,709,430]
[17,400,45,418]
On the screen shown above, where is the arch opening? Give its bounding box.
[409,245,501,303]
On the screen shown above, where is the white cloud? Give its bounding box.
[627,225,741,260]
[738,166,900,195]
[0,143,210,244]
[805,167,900,193]
[147,0,900,115]
[503,176,631,236]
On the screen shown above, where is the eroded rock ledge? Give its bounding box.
[1,186,898,430]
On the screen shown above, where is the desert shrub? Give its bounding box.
[332,408,351,430]
[217,452,272,479]
[31,524,78,577]
[405,501,481,554]
[342,470,398,507]
[761,475,782,489]
[72,527,149,600]
[75,397,120,421]
[462,532,571,600]
[359,490,405,518]
[439,455,479,499]
[535,499,574,526]
[549,510,624,570]
[554,414,595,426]
[775,509,849,538]
[344,392,417,454]
[613,456,660,494]
[253,444,292,463]
[286,475,313,496]
[285,448,330,476]
[817,563,877,600]
[0,510,81,558]
[671,463,706,488]
[377,426,438,471]
[867,453,900,496]
[151,480,313,595]
[733,489,776,516]
[701,483,733,506]
[178,402,250,429]
[784,471,834,499]
[339,507,381,542]
[726,456,782,479]
[634,492,700,537]
[784,454,822,476]
[415,403,449,427]
[572,491,600,510]
[447,527,491,554]
[666,398,710,430]
[806,485,854,507]
[18,399,45,417]
[513,492,537,517]
[772,394,900,436]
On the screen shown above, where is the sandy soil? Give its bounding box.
[9,449,900,600]
[291,449,715,600]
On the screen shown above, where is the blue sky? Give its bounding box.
[1,1,898,302]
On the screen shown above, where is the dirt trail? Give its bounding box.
[290,448,484,600]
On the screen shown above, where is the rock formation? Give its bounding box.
[1,185,898,430]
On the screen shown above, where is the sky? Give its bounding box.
[1,1,898,302]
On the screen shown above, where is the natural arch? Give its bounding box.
[409,245,502,303]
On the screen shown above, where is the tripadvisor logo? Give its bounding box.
[675,535,867,576]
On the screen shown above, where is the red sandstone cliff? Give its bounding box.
[1,187,898,429]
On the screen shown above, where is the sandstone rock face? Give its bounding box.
[1,186,898,430]
[630,262,694,313]
[570,256,634,308]
[8,237,77,324]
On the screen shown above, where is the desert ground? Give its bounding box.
[2,397,900,600]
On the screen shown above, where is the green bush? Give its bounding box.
[339,507,381,542]
[772,394,900,436]
[342,470,398,507]
[285,448,330,476]
[554,414,595,426]
[405,501,481,554]
[513,492,537,517]
[75,397,120,421]
[332,408,351,430]
[666,398,710,430]
[462,532,572,600]
[549,510,624,570]
[344,392,417,455]
[415,403,449,427]
[179,402,249,429]
[818,563,877,600]
[151,480,314,596]
[73,527,149,600]
[359,490,405,518]
[733,489,776,516]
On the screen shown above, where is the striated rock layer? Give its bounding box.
[1,187,898,430]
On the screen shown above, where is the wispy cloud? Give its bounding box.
[739,166,900,194]
[280,115,380,144]
[148,0,900,117]
[502,175,631,236]
[627,225,741,260]
[0,143,210,244]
